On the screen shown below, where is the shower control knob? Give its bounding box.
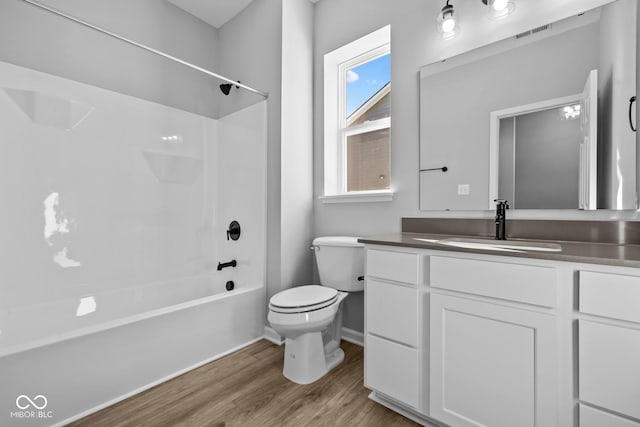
[227,221,241,241]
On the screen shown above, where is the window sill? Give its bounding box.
[319,190,394,204]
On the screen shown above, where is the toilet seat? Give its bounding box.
[269,285,338,314]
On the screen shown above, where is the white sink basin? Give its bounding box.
[413,237,562,253]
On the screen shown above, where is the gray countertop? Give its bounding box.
[359,232,640,268]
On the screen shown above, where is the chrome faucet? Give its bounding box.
[494,199,509,240]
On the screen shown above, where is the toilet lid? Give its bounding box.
[270,285,338,311]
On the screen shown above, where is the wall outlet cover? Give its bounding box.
[458,184,470,195]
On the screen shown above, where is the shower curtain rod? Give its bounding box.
[19,0,269,98]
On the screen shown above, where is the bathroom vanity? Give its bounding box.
[360,219,640,427]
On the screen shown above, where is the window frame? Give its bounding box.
[321,25,392,203]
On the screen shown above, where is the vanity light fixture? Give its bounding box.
[437,0,459,40]
[482,0,516,20]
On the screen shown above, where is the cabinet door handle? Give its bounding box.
[630,96,636,132]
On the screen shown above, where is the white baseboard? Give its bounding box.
[263,325,284,345]
[369,391,442,427]
[341,327,364,347]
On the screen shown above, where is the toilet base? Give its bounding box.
[282,332,344,385]
[325,347,345,372]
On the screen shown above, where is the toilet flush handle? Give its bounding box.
[310,245,319,251]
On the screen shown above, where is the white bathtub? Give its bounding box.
[0,278,266,426]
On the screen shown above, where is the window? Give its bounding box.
[322,26,392,202]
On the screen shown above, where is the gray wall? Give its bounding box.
[217,0,281,119]
[280,0,315,296]
[513,109,581,209]
[0,0,221,118]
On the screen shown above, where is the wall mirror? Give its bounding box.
[419,0,637,211]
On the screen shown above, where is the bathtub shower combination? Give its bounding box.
[0,5,268,424]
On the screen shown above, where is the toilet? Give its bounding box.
[268,236,364,384]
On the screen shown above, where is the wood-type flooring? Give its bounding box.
[70,339,419,427]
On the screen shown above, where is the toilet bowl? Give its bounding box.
[268,286,348,384]
[268,237,364,385]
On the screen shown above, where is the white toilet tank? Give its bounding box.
[313,236,364,292]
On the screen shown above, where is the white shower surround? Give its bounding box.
[0,61,267,425]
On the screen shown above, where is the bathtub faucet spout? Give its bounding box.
[217,260,237,271]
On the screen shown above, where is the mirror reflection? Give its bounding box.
[493,69,598,210]
[419,0,637,211]
[497,100,584,209]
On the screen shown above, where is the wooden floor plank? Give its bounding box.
[70,340,419,427]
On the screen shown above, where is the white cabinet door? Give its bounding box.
[579,271,640,323]
[430,256,557,307]
[365,334,419,409]
[579,320,640,420]
[366,249,419,285]
[430,294,557,427]
[366,279,418,346]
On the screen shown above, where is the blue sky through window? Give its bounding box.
[346,53,390,117]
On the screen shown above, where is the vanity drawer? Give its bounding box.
[365,334,419,409]
[580,404,640,427]
[579,271,640,323]
[429,256,557,307]
[366,249,419,285]
[579,320,640,420]
[366,279,418,346]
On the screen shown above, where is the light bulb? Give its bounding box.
[493,0,508,11]
[485,0,515,19]
[438,2,459,39]
[441,16,456,33]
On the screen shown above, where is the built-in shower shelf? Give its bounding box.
[3,87,94,130]
[142,150,203,184]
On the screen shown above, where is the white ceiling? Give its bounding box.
[167,0,255,29]
[169,0,322,28]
